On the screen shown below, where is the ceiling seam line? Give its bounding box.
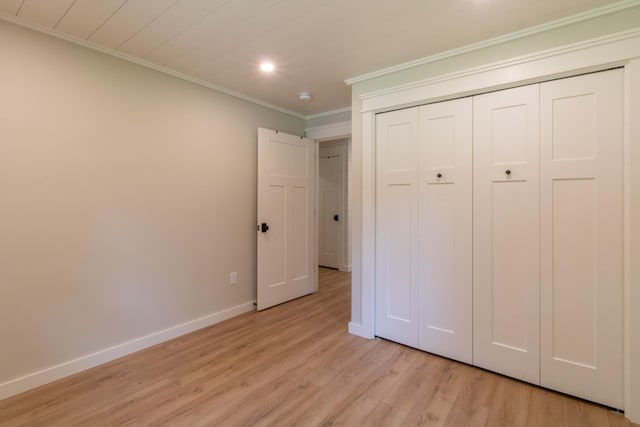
[140,0,236,60]
[115,0,183,50]
[86,0,130,41]
[53,0,78,30]
[161,0,289,71]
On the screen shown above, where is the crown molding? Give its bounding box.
[358,26,640,112]
[345,0,640,86]
[0,12,306,120]
[304,107,351,120]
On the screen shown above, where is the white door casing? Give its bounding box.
[540,69,624,408]
[417,98,473,364]
[257,128,316,311]
[318,145,344,269]
[473,84,541,384]
[375,108,420,347]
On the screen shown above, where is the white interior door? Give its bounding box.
[539,69,624,408]
[257,128,316,311]
[375,107,420,348]
[418,98,473,364]
[318,145,344,269]
[473,85,541,384]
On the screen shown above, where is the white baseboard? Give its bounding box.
[0,301,255,401]
[348,322,374,339]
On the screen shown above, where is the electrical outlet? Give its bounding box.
[230,272,237,285]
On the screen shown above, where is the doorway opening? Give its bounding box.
[317,137,351,273]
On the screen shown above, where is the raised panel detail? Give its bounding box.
[386,184,413,321]
[424,116,455,169]
[491,181,529,351]
[551,179,596,367]
[491,104,528,164]
[269,141,307,178]
[321,190,339,259]
[387,123,413,172]
[552,94,595,161]
[422,183,455,333]
[267,185,286,287]
[292,186,308,281]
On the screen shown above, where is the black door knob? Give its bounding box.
[333,214,339,222]
[261,223,269,233]
[505,169,511,175]
[437,173,442,178]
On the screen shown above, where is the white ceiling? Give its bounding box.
[0,0,623,117]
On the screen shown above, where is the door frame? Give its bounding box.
[306,121,352,273]
[351,29,640,421]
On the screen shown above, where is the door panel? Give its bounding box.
[375,108,419,347]
[490,181,530,351]
[267,185,286,285]
[319,187,339,265]
[257,128,315,310]
[551,179,597,366]
[318,145,344,269]
[473,85,540,384]
[540,69,624,408]
[418,98,473,364]
[386,185,413,321]
[292,186,309,279]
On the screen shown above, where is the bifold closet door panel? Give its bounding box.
[418,98,473,364]
[375,108,420,347]
[540,69,624,408]
[473,84,540,384]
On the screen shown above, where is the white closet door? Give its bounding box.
[375,108,420,347]
[473,85,540,384]
[540,69,624,408]
[418,98,473,364]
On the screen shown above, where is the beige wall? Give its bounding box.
[0,20,304,386]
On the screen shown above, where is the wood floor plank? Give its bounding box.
[382,350,449,415]
[0,268,637,427]
[400,359,466,427]
[527,387,569,427]
[364,402,409,427]
[484,376,532,427]
[441,367,497,426]
[565,398,614,427]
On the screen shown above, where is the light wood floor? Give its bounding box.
[0,268,636,427]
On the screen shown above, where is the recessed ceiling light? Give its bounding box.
[260,61,275,73]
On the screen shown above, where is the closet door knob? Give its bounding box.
[505,169,511,175]
[437,173,442,178]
